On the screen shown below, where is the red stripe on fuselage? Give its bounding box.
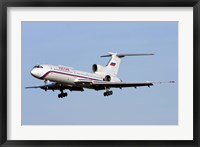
[40,70,102,81]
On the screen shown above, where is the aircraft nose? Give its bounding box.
[31,69,36,76]
[31,68,40,78]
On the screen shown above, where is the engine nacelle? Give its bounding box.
[92,64,106,73]
[92,64,121,82]
[104,75,111,81]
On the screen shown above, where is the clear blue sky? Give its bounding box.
[22,22,178,125]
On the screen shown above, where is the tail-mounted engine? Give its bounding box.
[92,64,121,82]
[103,75,111,81]
[92,64,106,73]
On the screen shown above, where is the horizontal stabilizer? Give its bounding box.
[101,52,154,58]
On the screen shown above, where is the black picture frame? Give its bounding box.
[0,0,199,146]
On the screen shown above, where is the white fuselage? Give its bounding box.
[30,64,120,87]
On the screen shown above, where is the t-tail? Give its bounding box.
[100,52,154,76]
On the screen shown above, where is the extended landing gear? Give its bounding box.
[58,92,68,98]
[103,91,113,96]
[58,89,68,98]
[44,80,48,91]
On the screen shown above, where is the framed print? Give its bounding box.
[0,0,199,146]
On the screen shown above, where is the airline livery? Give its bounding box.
[26,52,174,98]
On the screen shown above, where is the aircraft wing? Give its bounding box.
[75,80,175,90]
[26,83,84,91]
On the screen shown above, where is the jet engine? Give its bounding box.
[104,75,111,81]
[92,64,121,82]
[92,64,106,73]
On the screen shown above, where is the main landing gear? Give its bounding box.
[103,90,113,96]
[58,89,68,98]
[58,93,68,98]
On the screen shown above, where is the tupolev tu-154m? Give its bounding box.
[26,52,175,98]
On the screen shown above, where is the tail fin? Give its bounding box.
[101,52,154,76]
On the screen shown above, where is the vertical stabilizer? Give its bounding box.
[106,53,121,76]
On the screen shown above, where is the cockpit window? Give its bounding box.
[33,65,43,68]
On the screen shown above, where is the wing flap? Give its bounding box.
[92,81,153,88]
[74,80,174,90]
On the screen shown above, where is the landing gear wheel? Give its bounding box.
[63,92,68,97]
[103,91,113,96]
[58,93,62,98]
[58,92,68,98]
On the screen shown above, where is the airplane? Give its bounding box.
[26,52,175,98]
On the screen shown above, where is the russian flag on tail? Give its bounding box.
[110,62,116,66]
